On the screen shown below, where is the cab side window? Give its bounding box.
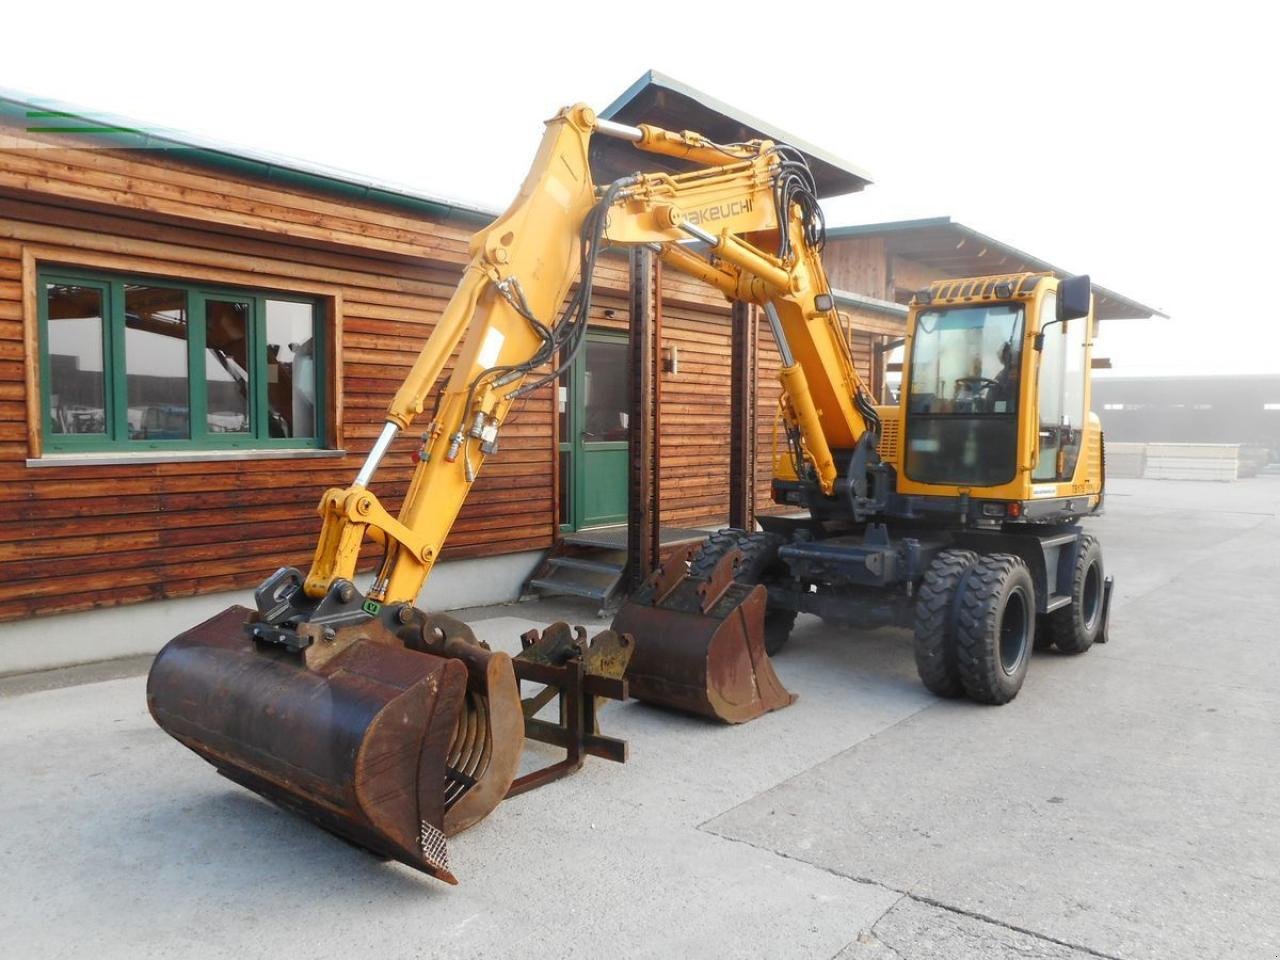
[1033,291,1089,482]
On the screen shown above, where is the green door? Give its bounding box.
[559,331,629,530]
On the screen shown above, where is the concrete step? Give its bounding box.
[547,556,626,575]
[527,577,614,602]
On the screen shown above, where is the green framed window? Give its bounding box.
[37,268,326,452]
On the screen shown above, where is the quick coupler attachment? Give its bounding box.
[612,546,796,724]
[507,622,635,795]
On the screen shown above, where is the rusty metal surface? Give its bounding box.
[507,623,633,796]
[728,298,757,531]
[698,547,744,613]
[626,245,659,592]
[411,610,524,837]
[651,543,699,605]
[613,552,796,724]
[147,605,468,883]
[147,601,528,885]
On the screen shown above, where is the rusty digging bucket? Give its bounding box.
[611,545,796,724]
[146,571,525,885]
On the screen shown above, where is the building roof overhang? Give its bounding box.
[596,71,872,199]
[828,217,1165,321]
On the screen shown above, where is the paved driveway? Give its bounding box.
[2,477,1277,959]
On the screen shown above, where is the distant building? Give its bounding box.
[1091,375,1280,460]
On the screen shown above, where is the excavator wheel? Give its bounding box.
[689,530,797,656]
[912,548,981,698]
[1043,535,1105,655]
[953,553,1036,705]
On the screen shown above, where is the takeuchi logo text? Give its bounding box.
[685,198,753,226]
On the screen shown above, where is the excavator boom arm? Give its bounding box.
[305,104,875,607]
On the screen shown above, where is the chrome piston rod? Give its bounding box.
[594,118,643,142]
[355,421,400,488]
[763,302,796,368]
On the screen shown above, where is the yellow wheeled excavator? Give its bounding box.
[641,268,1115,711]
[148,101,1114,886]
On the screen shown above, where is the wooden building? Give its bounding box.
[0,75,1159,652]
[0,76,872,630]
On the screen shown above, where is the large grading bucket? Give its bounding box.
[612,546,795,724]
[147,580,524,885]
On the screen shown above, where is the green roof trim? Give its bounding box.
[0,87,498,227]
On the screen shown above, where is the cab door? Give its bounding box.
[1032,289,1092,484]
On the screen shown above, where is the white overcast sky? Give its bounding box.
[6,1,1277,377]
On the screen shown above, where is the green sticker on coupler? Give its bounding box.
[362,599,381,616]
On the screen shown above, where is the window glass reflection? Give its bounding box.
[46,284,106,435]
[264,300,317,438]
[125,285,189,439]
[582,339,629,442]
[206,300,251,433]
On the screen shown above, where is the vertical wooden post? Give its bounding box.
[729,300,757,531]
[625,247,658,592]
[651,259,663,568]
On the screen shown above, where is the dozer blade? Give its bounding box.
[146,571,524,885]
[611,546,796,724]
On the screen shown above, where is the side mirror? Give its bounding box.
[1058,274,1092,322]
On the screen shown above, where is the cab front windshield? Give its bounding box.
[905,303,1024,487]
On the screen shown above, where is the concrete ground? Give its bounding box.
[2,477,1277,960]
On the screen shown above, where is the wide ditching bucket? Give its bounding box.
[612,546,796,724]
[147,571,524,885]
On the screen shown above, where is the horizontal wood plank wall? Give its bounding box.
[0,130,904,622]
[0,133,746,622]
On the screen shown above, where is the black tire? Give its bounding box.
[955,553,1035,705]
[1044,535,1104,655]
[689,529,797,656]
[913,549,981,698]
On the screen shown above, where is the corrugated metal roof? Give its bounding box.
[827,217,1165,321]
[0,86,498,225]
[596,70,872,199]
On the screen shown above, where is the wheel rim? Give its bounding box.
[999,589,1030,674]
[1081,562,1102,633]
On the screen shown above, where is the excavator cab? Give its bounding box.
[895,271,1102,506]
